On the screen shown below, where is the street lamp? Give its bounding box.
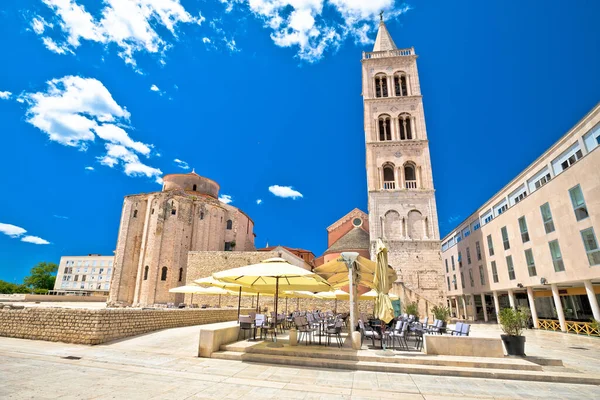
[341,252,359,332]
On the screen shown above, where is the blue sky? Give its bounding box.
[0,0,599,283]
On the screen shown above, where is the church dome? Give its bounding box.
[162,170,220,198]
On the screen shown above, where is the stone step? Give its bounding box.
[220,342,545,371]
[211,350,600,385]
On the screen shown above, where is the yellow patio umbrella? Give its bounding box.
[212,258,331,344]
[314,255,396,291]
[169,285,231,307]
[194,276,259,317]
[373,238,395,323]
[359,289,399,301]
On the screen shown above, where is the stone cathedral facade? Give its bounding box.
[362,21,445,312]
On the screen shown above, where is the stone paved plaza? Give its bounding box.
[1,323,599,399]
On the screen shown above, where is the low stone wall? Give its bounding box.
[23,295,107,302]
[423,335,505,358]
[0,307,253,345]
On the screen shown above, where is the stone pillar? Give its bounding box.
[493,291,501,323]
[377,167,382,190]
[470,294,477,321]
[481,293,489,322]
[399,166,405,190]
[454,297,460,318]
[551,283,567,332]
[527,286,539,328]
[448,297,455,318]
[461,296,468,320]
[410,117,416,140]
[508,289,516,309]
[584,280,600,321]
[387,76,393,97]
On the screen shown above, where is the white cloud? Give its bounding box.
[53,215,69,219]
[85,166,94,170]
[35,0,204,67]
[0,223,51,245]
[173,158,190,170]
[221,0,409,62]
[0,223,27,238]
[21,236,51,245]
[42,37,73,54]
[31,17,51,35]
[150,84,160,91]
[219,194,233,204]
[256,199,263,205]
[22,75,160,183]
[268,185,303,199]
[202,37,211,43]
[0,91,12,100]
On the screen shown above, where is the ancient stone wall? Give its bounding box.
[0,307,252,345]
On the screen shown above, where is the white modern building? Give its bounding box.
[53,255,114,296]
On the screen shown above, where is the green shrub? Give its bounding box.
[431,305,450,322]
[404,301,419,319]
[499,307,529,336]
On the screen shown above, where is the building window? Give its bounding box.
[451,255,455,271]
[453,274,457,290]
[74,275,79,282]
[560,149,583,171]
[569,185,589,221]
[394,73,408,96]
[200,211,204,220]
[82,275,86,282]
[193,184,197,191]
[472,221,481,231]
[581,228,600,266]
[549,240,565,272]
[506,256,516,280]
[383,165,395,189]
[534,173,551,190]
[525,249,537,277]
[226,219,233,230]
[540,203,555,233]
[133,210,138,218]
[475,241,482,261]
[491,261,498,283]
[487,235,494,256]
[445,259,448,273]
[518,216,530,243]
[144,266,149,280]
[447,276,451,291]
[501,227,510,250]
[460,272,465,289]
[468,269,474,287]
[458,251,462,268]
[178,267,183,282]
[466,247,472,265]
[399,113,413,140]
[375,74,389,98]
[224,242,234,251]
[404,163,416,189]
[378,115,392,141]
[161,267,168,281]
[455,234,461,244]
[479,265,485,285]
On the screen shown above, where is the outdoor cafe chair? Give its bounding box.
[294,316,316,345]
[238,315,254,341]
[426,319,444,335]
[388,321,409,351]
[325,320,344,348]
[456,323,471,336]
[449,322,464,336]
[358,319,381,348]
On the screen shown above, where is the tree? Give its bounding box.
[23,262,58,290]
[0,280,29,294]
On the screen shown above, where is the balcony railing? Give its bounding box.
[383,181,396,190]
[363,48,415,60]
[405,180,417,189]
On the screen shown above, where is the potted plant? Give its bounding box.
[431,305,450,332]
[404,301,419,320]
[499,307,529,356]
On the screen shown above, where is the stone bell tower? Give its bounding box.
[362,18,444,311]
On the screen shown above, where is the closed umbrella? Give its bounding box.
[373,238,395,323]
[212,258,331,344]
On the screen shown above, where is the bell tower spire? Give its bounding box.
[373,14,398,52]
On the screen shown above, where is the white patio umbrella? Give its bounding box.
[168,285,231,307]
[194,276,258,317]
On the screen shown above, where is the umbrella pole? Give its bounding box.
[219,294,222,308]
[297,297,299,311]
[335,299,337,314]
[237,287,242,321]
[285,297,288,315]
[191,294,194,306]
[274,277,279,342]
[256,293,260,312]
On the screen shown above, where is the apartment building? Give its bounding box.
[441,103,600,333]
[53,255,114,296]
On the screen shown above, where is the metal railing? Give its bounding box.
[538,319,600,336]
[405,180,417,189]
[363,48,415,59]
[383,181,396,190]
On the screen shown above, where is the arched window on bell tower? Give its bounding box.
[399,113,413,140]
[378,115,392,141]
[383,164,395,190]
[394,72,409,96]
[404,162,417,189]
[374,74,389,98]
